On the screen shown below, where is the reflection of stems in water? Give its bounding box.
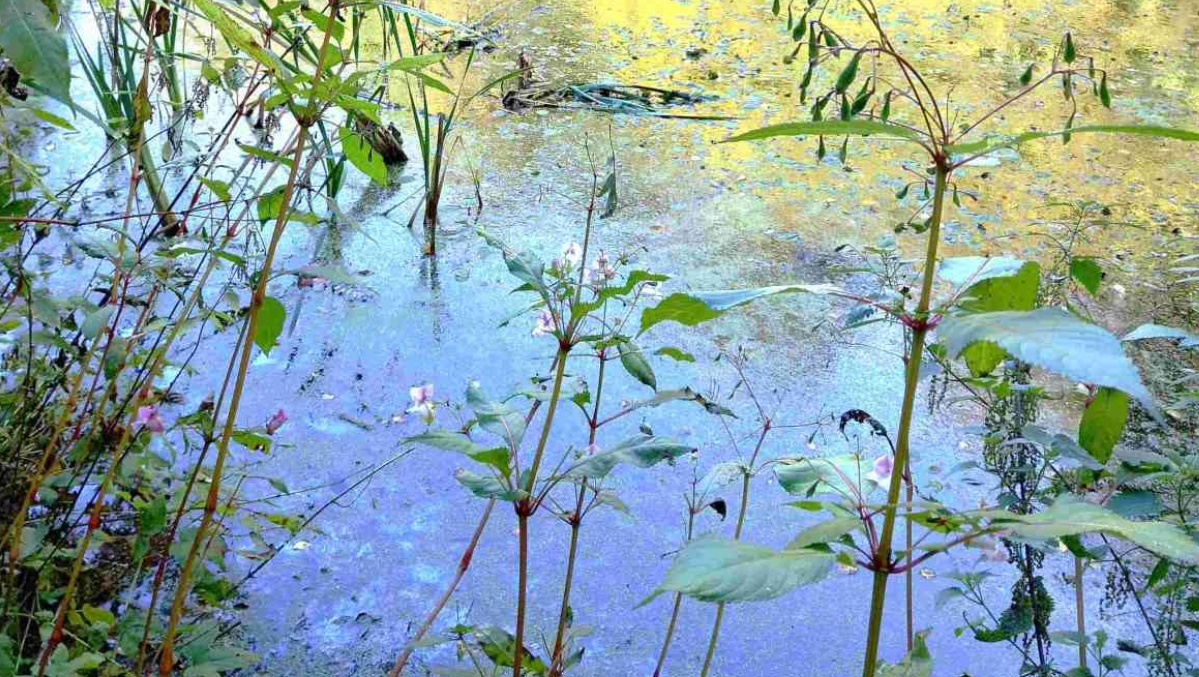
[421,254,443,343]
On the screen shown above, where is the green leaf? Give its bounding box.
[1078,387,1128,465]
[877,632,933,677]
[642,537,834,605]
[0,0,72,104]
[947,125,1199,159]
[139,495,167,535]
[1019,63,1034,86]
[617,340,656,390]
[1070,257,1103,295]
[455,469,525,501]
[938,308,1156,414]
[257,186,287,224]
[775,454,880,498]
[407,431,511,474]
[959,261,1041,313]
[1099,74,1111,108]
[982,498,1199,564]
[1063,32,1076,64]
[938,256,1029,288]
[339,127,388,184]
[475,626,548,675]
[193,0,281,76]
[1106,490,1162,519]
[81,305,114,340]
[200,178,232,203]
[654,347,696,363]
[478,229,550,303]
[787,517,861,549]
[723,120,924,145]
[466,382,527,451]
[254,296,286,355]
[568,434,693,479]
[639,283,840,334]
[834,52,863,94]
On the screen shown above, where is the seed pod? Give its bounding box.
[1099,73,1111,108]
[1019,63,1033,86]
[1063,32,1076,64]
[835,51,862,94]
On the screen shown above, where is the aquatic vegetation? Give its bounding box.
[0,0,1197,676]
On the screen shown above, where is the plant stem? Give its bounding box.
[652,509,696,677]
[388,499,496,677]
[513,347,571,677]
[700,423,770,677]
[157,5,341,672]
[861,162,948,677]
[1075,555,1087,671]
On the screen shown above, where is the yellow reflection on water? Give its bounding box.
[380,0,1197,265]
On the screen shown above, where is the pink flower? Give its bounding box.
[136,405,165,434]
[586,443,601,456]
[266,409,288,435]
[980,539,1008,562]
[553,242,583,272]
[407,383,436,424]
[590,250,616,283]
[532,309,557,337]
[867,454,893,484]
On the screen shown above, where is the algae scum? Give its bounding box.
[19,0,1199,675]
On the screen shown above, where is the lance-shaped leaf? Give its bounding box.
[640,284,840,334]
[568,435,694,479]
[406,431,511,475]
[722,120,925,145]
[787,516,862,549]
[466,382,527,450]
[981,498,1199,564]
[947,125,1199,160]
[938,308,1156,414]
[642,537,834,605]
[617,340,657,390]
[937,257,1028,288]
[1078,387,1129,465]
[478,229,550,303]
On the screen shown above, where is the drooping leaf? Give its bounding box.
[937,256,1030,289]
[0,0,72,104]
[938,308,1156,413]
[695,462,746,498]
[254,297,286,355]
[654,347,696,362]
[642,537,834,605]
[192,0,282,76]
[1069,257,1103,295]
[1078,387,1128,464]
[617,340,656,390]
[1019,64,1034,86]
[834,52,863,94]
[1063,32,1076,64]
[568,435,693,479]
[1099,74,1111,108]
[478,229,550,303]
[723,120,924,145]
[1106,490,1162,519]
[639,284,840,334]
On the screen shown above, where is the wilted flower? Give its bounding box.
[532,309,557,337]
[407,383,436,424]
[867,454,893,484]
[136,405,165,434]
[266,409,288,435]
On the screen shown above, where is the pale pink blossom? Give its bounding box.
[407,383,436,424]
[980,539,1008,563]
[867,454,893,484]
[136,405,165,434]
[532,309,557,337]
[586,443,601,456]
[266,409,288,435]
[590,250,616,282]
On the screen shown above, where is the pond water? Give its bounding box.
[30,0,1199,675]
